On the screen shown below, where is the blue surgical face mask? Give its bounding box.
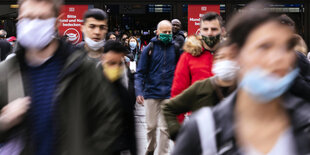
[129,42,137,50]
[239,67,299,103]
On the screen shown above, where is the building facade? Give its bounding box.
[0,0,309,48]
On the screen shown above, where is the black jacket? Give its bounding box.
[0,40,11,61]
[290,52,310,102]
[173,31,185,48]
[127,47,141,63]
[111,67,137,155]
[172,92,310,155]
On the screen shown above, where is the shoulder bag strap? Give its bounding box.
[195,107,218,155]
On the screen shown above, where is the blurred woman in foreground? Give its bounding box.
[172,1,310,155]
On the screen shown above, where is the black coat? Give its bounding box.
[112,68,137,155]
[290,52,310,102]
[173,31,185,48]
[0,40,11,61]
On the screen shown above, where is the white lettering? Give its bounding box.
[63,23,74,26]
[67,15,76,18]
[77,19,84,23]
[69,19,76,22]
[59,19,68,22]
[69,8,75,12]
[189,18,200,22]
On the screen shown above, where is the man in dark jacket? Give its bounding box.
[171,19,185,48]
[135,20,178,155]
[0,29,11,60]
[0,39,11,61]
[0,0,123,154]
[100,40,137,155]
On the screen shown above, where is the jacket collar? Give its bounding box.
[15,39,86,81]
[150,36,174,46]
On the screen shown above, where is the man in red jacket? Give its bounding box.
[170,12,225,122]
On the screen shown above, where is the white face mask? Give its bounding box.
[17,18,56,50]
[129,42,137,50]
[212,60,239,82]
[85,37,104,51]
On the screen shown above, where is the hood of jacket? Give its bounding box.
[183,35,204,57]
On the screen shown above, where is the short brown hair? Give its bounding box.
[200,12,224,27]
[18,0,63,16]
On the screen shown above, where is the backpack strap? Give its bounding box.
[195,107,218,155]
[7,58,25,102]
[147,42,154,56]
[0,56,25,107]
[147,41,180,64]
[0,60,8,109]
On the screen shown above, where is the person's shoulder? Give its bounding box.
[284,93,310,112]
[76,41,85,49]
[193,78,212,89]
[0,39,11,47]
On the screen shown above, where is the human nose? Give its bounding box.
[266,47,289,66]
[94,27,101,34]
[206,29,213,36]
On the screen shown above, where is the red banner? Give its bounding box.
[58,5,89,44]
[188,5,220,36]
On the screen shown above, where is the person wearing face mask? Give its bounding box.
[0,0,124,154]
[100,40,136,155]
[126,36,141,73]
[170,12,225,123]
[173,2,310,155]
[162,41,238,140]
[135,20,180,155]
[77,8,108,62]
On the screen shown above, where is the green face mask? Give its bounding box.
[202,34,221,48]
[159,33,172,44]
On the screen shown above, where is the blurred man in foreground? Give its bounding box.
[0,0,123,154]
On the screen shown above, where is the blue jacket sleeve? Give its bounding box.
[134,44,151,97]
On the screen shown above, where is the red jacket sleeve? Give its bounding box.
[171,53,191,98]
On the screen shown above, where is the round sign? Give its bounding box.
[64,28,80,44]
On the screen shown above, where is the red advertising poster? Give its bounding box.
[188,5,220,36]
[58,5,89,44]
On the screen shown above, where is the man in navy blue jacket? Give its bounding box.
[135,20,178,155]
